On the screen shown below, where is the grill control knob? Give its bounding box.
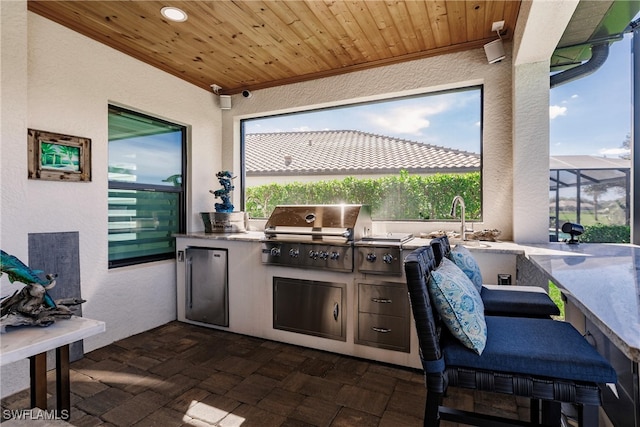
[289,248,299,258]
[330,251,340,260]
[309,250,319,260]
[366,253,377,262]
[318,251,329,260]
[382,253,394,264]
[270,247,281,257]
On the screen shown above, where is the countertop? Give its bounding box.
[0,316,106,365]
[526,242,640,362]
[176,232,527,254]
[174,231,264,242]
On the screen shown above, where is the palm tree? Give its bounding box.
[39,143,58,167]
[59,145,78,169]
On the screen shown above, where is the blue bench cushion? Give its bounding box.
[429,258,487,354]
[448,244,483,292]
[481,287,561,317]
[442,316,617,384]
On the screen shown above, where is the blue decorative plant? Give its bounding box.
[210,171,236,213]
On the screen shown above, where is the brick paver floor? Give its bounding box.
[1,321,527,426]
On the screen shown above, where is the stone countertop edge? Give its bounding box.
[175,233,619,260]
[174,232,529,255]
[174,231,265,242]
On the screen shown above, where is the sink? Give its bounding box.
[418,231,493,248]
[450,239,491,248]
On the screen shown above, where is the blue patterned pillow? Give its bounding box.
[429,258,487,354]
[448,244,483,293]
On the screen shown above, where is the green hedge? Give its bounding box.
[581,224,630,243]
[245,170,481,220]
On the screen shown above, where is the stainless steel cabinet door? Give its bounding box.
[273,277,346,341]
[185,248,229,327]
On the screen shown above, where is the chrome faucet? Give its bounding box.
[450,195,472,241]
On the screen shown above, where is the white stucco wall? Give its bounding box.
[510,0,577,243]
[1,0,31,399]
[1,10,221,397]
[512,61,552,243]
[223,46,515,239]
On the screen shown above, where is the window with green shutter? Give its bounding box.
[108,105,186,268]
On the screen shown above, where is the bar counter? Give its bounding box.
[527,242,640,363]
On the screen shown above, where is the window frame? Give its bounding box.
[107,104,187,268]
[239,86,483,222]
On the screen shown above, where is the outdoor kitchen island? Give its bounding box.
[174,227,427,371]
[175,224,521,371]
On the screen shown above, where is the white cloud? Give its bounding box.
[364,103,450,135]
[293,126,311,132]
[599,147,630,157]
[571,94,579,99]
[549,105,567,119]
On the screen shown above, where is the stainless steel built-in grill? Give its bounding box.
[262,205,412,275]
[264,204,414,350]
[262,204,372,272]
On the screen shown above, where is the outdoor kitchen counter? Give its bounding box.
[174,230,265,242]
[175,232,529,254]
[525,242,640,363]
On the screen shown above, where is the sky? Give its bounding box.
[244,83,482,154]
[550,33,632,157]
[245,33,634,159]
[109,131,183,185]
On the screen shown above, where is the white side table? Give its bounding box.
[0,316,105,419]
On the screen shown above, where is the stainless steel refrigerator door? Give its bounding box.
[185,248,229,327]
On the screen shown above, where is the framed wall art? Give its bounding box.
[28,129,91,182]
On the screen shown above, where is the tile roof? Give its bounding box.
[245,130,480,176]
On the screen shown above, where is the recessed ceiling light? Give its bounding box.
[161,6,188,22]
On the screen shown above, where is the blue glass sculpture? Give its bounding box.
[210,171,235,213]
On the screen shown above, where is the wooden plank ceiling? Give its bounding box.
[28,1,520,94]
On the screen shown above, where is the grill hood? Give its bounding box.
[264,205,372,242]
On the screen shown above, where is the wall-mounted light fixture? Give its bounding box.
[484,21,506,64]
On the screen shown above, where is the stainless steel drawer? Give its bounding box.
[356,313,409,352]
[358,282,408,317]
